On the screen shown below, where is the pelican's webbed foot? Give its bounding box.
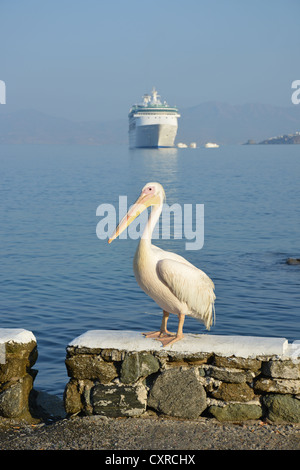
[158,333,184,347]
[142,331,183,347]
[142,330,175,339]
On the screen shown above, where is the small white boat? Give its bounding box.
[205,142,219,148]
[177,142,188,148]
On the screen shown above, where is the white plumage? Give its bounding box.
[109,182,215,347]
[156,259,215,328]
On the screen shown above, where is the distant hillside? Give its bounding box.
[258,132,300,144]
[0,109,128,145]
[176,102,300,145]
[0,102,299,145]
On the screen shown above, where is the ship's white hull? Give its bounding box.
[129,123,178,148]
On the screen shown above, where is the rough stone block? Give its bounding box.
[205,365,254,383]
[166,351,212,365]
[91,382,147,417]
[0,374,33,418]
[148,368,207,418]
[214,356,262,372]
[0,342,37,383]
[63,379,83,415]
[120,352,160,384]
[263,394,300,423]
[254,377,300,395]
[100,349,124,362]
[209,403,262,422]
[262,360,300,379]
[65,355,118,383]
[210,382,255,402]
[0,357,28,382]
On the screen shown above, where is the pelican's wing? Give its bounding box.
[157,258,216,329]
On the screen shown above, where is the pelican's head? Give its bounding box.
[108,182,165,243]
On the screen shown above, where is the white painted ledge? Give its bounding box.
[0,328,36,344]
[68,330,293,358]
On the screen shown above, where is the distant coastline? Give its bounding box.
[1,103,300,146]
[244,132,300,145]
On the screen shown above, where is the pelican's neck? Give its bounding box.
[141,201,163,244]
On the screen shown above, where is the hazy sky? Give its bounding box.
[1,0,299,121]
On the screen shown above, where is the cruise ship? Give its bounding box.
[128,88,180,148]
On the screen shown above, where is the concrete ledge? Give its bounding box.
[68,330,289,358]
[0,328,36,345]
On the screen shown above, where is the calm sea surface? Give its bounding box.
[0,143,299,396]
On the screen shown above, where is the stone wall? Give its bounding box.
[1,328,299,424]
[0,329,38,419]
[64,330,300,423]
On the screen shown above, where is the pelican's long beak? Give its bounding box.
[108,191,160,243]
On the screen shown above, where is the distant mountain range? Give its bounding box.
[0,109,127,145]
[0,102,299,145]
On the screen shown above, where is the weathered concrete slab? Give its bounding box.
[68,330,289,358]
[0,328,36,344]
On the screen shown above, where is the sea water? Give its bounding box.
[0,143,299,395]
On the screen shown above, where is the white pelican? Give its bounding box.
[108,182,215,347]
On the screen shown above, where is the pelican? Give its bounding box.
[108,182,216,347]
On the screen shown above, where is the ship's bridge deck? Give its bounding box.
[129,105,180,118]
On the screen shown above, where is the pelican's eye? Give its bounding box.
[144,186,155,195]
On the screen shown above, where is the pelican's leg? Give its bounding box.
[142,310,175,340]
[159,311,175,336]
[158,313,185,347]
